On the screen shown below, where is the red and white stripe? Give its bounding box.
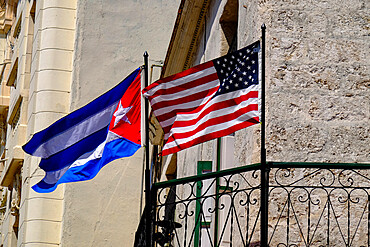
[143,61,260,156]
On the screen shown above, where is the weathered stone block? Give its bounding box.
[308,95,368,122]
[326,125,370,161]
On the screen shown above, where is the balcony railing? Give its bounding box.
[135,162,370,247]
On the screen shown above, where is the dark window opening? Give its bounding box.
[220,0,238,55]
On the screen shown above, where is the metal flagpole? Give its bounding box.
[260,24,269,247]
[143,51,152,247]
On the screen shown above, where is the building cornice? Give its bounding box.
[161,0,210,78]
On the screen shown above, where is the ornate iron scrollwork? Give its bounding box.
[151,165,370,246]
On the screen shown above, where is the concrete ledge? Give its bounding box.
[5,57,18,87]
[24,197,63,222]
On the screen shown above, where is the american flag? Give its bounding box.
[143,41,260,156]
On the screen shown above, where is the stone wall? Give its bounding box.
[239,0,369,163]
[241,0,369,245]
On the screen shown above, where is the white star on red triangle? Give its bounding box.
[113,102,132,127]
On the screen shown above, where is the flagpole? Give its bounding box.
[260,24,269,247]
[143,51,151,247]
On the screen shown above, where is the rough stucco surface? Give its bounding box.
[61,1,179,246]
[71,0,179,108]
[239,0,370,164]
[240,0,370,245]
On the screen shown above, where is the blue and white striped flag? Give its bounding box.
[23,68,142,193]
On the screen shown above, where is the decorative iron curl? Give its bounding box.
[249,188,260,206]
[348,188,369,204]
[173,201,195,220]
[318,169,336,187]
[201,196,220,214]
[329,188,351,204]
[292,187,310,204]
[273,168,336,187]
[274,168,294,186]
[338,169,355,187]
[156,187,168,204]
[239,190,252,207]
[309,187,329,205]
[252,169,260,179]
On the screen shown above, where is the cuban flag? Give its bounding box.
[23,68,142,193]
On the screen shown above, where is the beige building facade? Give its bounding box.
[0,0,368,246]
[0,0,179,246]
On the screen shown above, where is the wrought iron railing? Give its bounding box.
[145,162,370,247]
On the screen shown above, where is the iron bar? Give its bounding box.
[270,162,370,169]
[153,162,370,190]
[260,23,269,247]
[214,138,221,246]
[143,51,151,247]
[153,163,261,189]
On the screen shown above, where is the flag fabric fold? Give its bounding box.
[143,41,260,156]
[23,68,142,193]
